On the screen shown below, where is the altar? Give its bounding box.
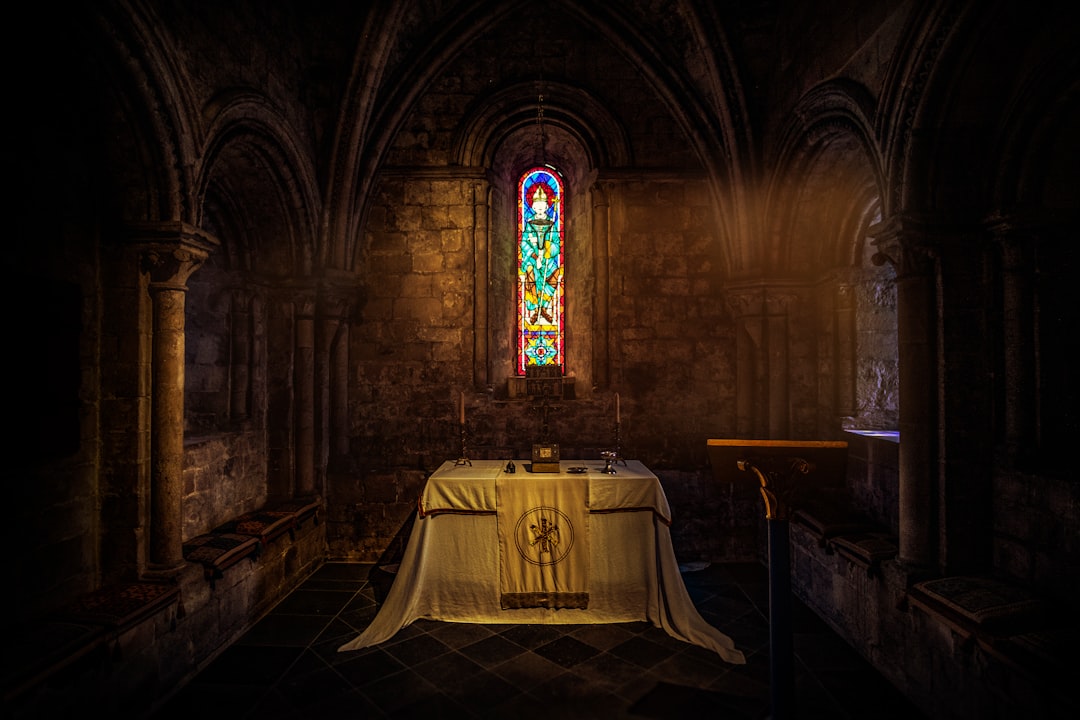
[337,459,746,664]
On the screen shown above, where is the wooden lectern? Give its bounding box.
[707,439,848,720]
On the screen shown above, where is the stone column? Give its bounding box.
[872,217,937,570]
[765,291,798,439]
[266,297,295,498]
[988,214,1037,467]
[230,289,253,420]
[295,295,316,497]
[834,282,856,418]
[317,285,351,482]
[137,225,216,574]
[591,182,612,389]
[471,180,490,388]
[725,287,766,437]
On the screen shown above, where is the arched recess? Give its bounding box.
[63,1,206,584]
[197,91,321,277]
[452,80,633,396]
[188,96,322,506]
[90,1,202,223]
[877,1,1077,573]
[986,28,1080,476]
[762,80,895,436]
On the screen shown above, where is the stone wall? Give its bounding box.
[182,433,270,538]
[790,526,1073,719]
[328,170,761,564]
[7,518,325,719]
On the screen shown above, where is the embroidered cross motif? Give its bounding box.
[514,506,574,566]
[529,516,560,554]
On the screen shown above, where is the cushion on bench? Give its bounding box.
[57,581,181,631]
[908,575,1043,638]
[266,498,322,528]
[214,509,296,546]
[183,532,261,586]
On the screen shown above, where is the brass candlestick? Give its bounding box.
[455,422,472,466]
[601,421,627,474]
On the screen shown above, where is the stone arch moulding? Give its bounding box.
[92,1,203,224]
[196,90,322,276]
[765,79,885,276]
[450,81,633,171]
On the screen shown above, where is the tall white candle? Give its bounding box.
[460,391,465,425]
[616,392,620,423]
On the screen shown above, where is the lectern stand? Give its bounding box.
[707,439,848,720]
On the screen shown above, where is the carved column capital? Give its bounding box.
[763,291,800,316]
[131,222,219,290]
[589,180,613,208]
[723,286,765,318]
[868,214,940,278]
[296,295,316,320]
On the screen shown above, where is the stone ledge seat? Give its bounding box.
[906,574,1074,693]
[182,532,262,588]
[2,618,108,706]
[213,509,297,547]
[264,497,322,532]
[186,497,324,587]
[3,578,183,704]
[56,580,182,632]
[827,531,898,577]
[791,489,876,551]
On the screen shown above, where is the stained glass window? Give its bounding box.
[517,167,564,375]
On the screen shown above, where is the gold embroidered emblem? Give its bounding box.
[514,506,574,566]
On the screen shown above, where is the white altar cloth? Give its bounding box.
[337,459,745,664]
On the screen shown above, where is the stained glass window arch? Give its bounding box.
[517,166,565,375]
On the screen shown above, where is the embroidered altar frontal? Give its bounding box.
[497,471,589,610]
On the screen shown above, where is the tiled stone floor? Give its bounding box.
[150,561,926,719]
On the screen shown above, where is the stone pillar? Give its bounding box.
[765,292,797,439]
[872,218,937,570]
[591,182,612,389]
[834,282,856,418]
[137,225,216,574]
[471,181,490,388]
[317,286,351,482]
[725,287,766,437]
[230,290,253,420]
[988,215,1037,467]
[266,297,295,498]
[295,295,316,497]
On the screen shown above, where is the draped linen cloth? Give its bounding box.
[496,471,589,609]
[337,460,746,665]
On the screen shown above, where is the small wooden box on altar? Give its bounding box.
[531,442,561,472]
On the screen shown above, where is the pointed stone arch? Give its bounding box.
[197,91,322,277]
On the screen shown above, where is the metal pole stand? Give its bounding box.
[737,455,815,720]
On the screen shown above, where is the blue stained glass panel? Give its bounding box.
[518,167,564,374]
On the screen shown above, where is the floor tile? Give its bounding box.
[147,562,928,720]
